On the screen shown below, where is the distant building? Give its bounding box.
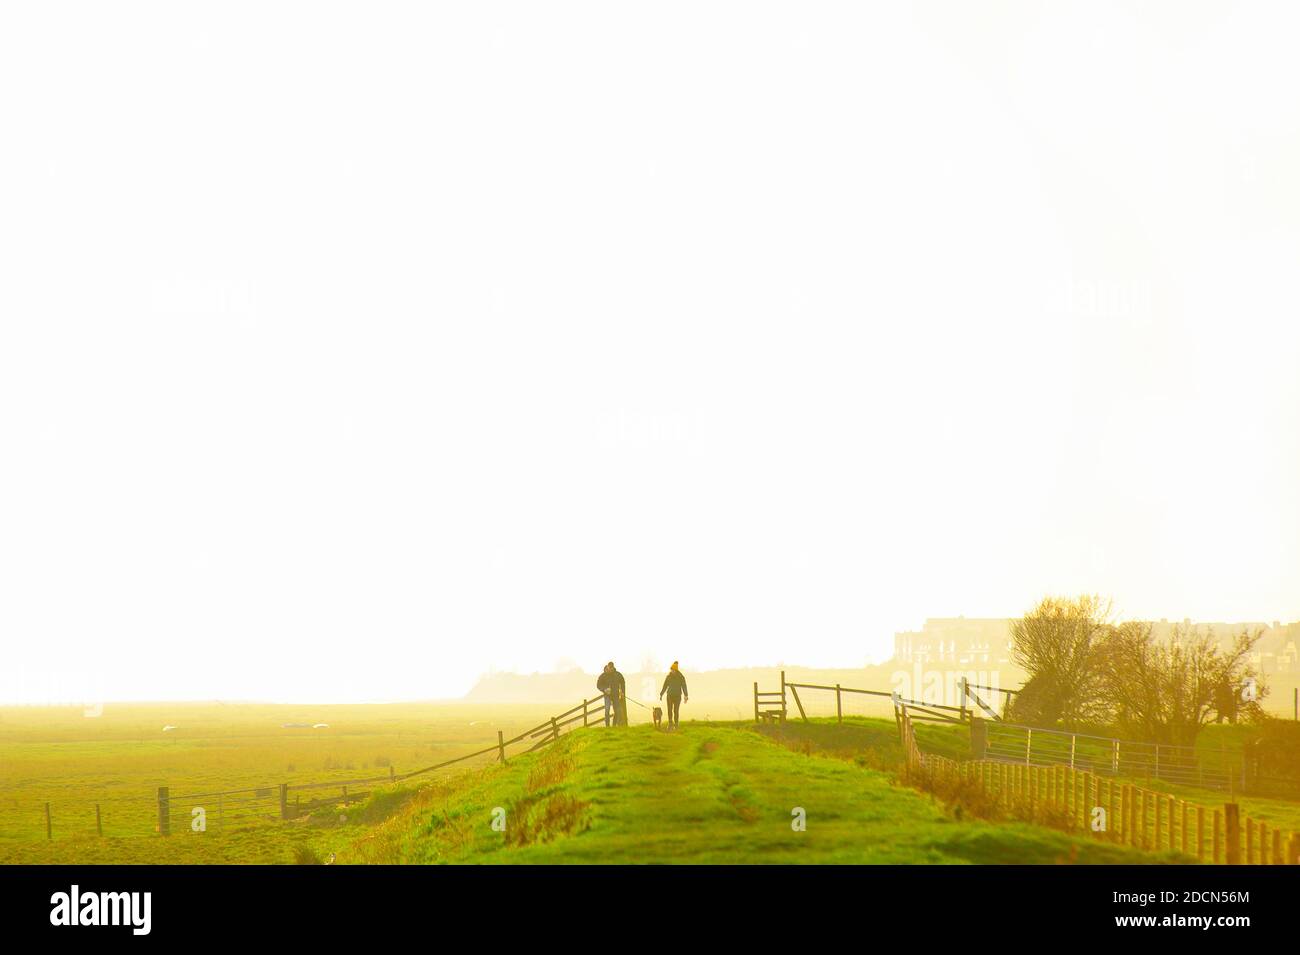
[893,617,1014,666]
[893,616,1299,674]
[1148,619,1299,675]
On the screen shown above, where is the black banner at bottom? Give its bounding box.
[0,865,1285,943]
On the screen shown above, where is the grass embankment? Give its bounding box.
[760,717,1300,837]
[0,701,562,864]
[343,722,1182,864]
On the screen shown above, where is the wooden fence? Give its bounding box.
[157,695,614,835]
[768,675,1253,793]
[760,674,971,726]
[898,703,1300,865]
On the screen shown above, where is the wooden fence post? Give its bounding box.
[970,718,987,759]
[1108,780,1118,842]
[780,671,787,722]
[1141,792,1151,849]
[498,730,507,764]
[1213,809,1222,863]
[789,684,808,721]
[835,684,842,723]
[753,682,759,724]
[279,783,288,820]
[1225,803,1241,865]
[157,787,170,836]
[1197,805,1205,861]
[582,699,589,728]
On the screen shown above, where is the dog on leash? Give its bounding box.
[652,706,663,729]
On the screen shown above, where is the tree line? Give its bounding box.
[1006,595,1265,747]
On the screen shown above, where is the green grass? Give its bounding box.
[1133,778,1300,833]
[752,716,970,764]
[4,705,1276,864]
[766,716,1300,829]
[0,701,566,864]
[342,722,1186,864]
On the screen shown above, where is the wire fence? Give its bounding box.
[6,695,631,842]
[766,674,1262,795]
[982,721,1237,791]
[900,703,1300,864]
[155,694,624,835]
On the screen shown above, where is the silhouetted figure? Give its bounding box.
[660,661,688,728]
[596,662,626,727]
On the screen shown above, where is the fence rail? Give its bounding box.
[899,703,1300,865]
[770,677,969,725]
[157,694,620,834]
[980,720,1238,791]
[762,675,1255,794]
[758,674,963,726]
[128,695,619,836]
[771,676,1010,726]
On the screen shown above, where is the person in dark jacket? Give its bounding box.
[659,661,688,728]
[596,662,626,727]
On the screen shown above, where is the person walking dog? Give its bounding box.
[596,662,626,727]
[659,661,688,729]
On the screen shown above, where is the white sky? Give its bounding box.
[2,2,1299,703]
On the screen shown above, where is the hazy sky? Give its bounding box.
[3,2,1298,703]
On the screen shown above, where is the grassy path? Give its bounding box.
[344,723,1184,864]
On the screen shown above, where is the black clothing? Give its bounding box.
[597,669,626,697]
[597,669,627,726]
[660,670,688,699]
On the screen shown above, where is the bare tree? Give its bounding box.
[1006,595,1112,727]
[1096,623,1265,747]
